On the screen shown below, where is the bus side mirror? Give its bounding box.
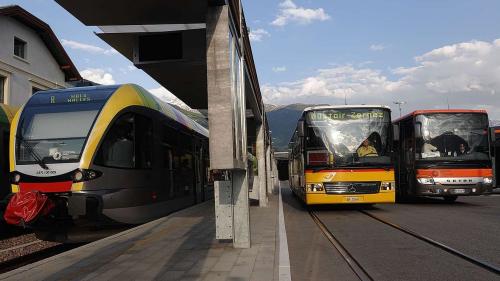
[415,122,422,138]
[393,124,399,142]
[297,120,305,138]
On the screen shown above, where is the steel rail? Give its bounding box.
[0,243,79,274]
[309,210,374,281]
[0,240,42,254]
[360,210,500,276]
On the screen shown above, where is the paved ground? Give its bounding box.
[281,187,358,281]
[3,183,499,281]
[0,196,279,281]
[280,181,500,281]
[369,194,500,268]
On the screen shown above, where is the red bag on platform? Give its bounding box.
[4,191,55,225]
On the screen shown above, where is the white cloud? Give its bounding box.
[119,65,137,74]
[148,87,198,113]
[272,66,287,73]
[249,28,270,42]
[369,44,386,51]
[271,0,330,27]
[61,39,118,55]
[80,68,115,85]
[262,38,500,119]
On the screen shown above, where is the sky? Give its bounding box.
[2,0,500,119]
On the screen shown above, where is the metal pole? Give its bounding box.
[393,101,406,117]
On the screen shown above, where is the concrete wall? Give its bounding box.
[0,16,68,106]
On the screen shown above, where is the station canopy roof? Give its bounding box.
[56,0,216,109]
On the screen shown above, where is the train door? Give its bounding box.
[159,122,177,201]
[177,132,195,204]
[193,139,203,204]
[0,124,9,200]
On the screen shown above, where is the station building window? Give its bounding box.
[0,76,5,103]
[229,26,246,162]
[95,113,152,169]
[14,37,27,59]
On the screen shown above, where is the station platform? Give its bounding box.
[0,193,282,281]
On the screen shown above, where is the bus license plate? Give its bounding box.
[345,196,362,202]
[452,189,466,194]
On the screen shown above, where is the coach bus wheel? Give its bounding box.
[443,196,458,203]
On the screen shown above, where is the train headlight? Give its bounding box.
[72,169,102,182]
[483,177,493,185]
[11,172,21,184]
[73,170,84,182]
[308,183,324,192]
[417,177,435,185]
[380,182,393,191]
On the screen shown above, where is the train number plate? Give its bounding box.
[344,196,362,202]
[452,189,466,194]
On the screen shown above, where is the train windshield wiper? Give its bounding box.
[16,136,49,170]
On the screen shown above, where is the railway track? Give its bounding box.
[309,211,373,281]
[309,209,500,280]
[359,210,500,275]
[0,235,82,274]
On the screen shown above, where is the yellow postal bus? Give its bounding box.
[289,105,395,205]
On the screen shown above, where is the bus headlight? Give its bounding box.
[483,177,493,185]
[380,182,393,191]
[308,184,324,192]
[417,177,435,185]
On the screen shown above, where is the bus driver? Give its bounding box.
[357,139,378,157]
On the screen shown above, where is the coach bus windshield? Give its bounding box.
[415,113,490,161]
[305,108,391,168]
[16,92,110,165]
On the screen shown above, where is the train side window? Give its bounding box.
[95,113,152,169]
[95,113,135,168]
[160,124,178,168]
[135,114,153,169]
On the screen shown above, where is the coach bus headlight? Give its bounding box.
[11,172,21,184]
[417,177,435,185]
[308,184,324,192]
[483,177,493,185]
[380,182,393,191]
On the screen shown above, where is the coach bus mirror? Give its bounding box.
[393,124,399,141]
[415,122,422,138]
[297,120,305,138]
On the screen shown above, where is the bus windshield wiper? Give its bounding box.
[16,136,49,170]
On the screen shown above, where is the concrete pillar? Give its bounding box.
[256,123,267,207]
[272,156,278,189]
[206,4,250,248]
[232,170,250,248]
[266,145,272,194]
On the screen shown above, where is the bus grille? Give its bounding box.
[324,182,380,194]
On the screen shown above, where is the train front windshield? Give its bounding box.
[305,108,392,168]
[15,89,114,165]
[17,104,101,165]
[415,113,490,162]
